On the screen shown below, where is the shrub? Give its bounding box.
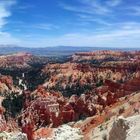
[2,92,24,118]
[119,107,125,115]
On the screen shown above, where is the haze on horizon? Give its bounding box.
[0,0,140,48]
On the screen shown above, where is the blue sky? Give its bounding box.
[0,0,140,48]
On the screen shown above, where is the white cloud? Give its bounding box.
[60,0,111,16]
[77,14,111,26]
[0,0,21,45]
[126,6,140,16]
[106,0,122,7]
[120,22,140,29]
[0,0,16,29]
[80,0,111,15]
[19,25,140,48]
[32,23,59,30]
[2,20,140,48]
[0,31,20,44]
[59,0,122,27]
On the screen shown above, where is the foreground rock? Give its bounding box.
[46,125,83,140]
[109,115,140,140]
[0,132,27,140]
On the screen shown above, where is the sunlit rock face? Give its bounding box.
[0,75,15,95]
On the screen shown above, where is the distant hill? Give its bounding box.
[0,45,139,56]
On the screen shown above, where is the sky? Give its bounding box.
[0,0,140,48]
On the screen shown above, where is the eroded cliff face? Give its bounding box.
[0,50,140,140]
[0,52,49,71]
[42,63,139,97]
[72,50,140,62]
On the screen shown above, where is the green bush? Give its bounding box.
[2,92,24,118]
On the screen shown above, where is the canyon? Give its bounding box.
[0,50,139,140]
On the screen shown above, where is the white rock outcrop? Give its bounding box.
[47,125,83,140]
[109,115,140,140]
[0,132,27,140]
